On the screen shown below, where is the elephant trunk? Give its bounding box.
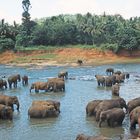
[99,120,102,127]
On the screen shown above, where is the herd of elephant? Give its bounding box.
[0,71,68,120]
[77,67,140,140]
[1,68,140,139]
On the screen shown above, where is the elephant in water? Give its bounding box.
[0,95,20,111]
[95,98,127,121]
[0,79,7,89]
[86,100,103,116]
[95,75,105,86]
[47,78,65,92]
[8,74,21,88]
[129,106,140,138]
[32,100,60,113]
[0,104,13,120]
[28,100,60,118]
[127,97,140,114]
[58,71,68,79]
[99,108,125,127]
[106,68,114,75]
[111,83,120,96]
[30,81,48,93]
[22,75,28,86]
[75,134,110,140]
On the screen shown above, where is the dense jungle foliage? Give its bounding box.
[0,0,140,53]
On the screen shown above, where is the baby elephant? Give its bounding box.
[111,83,120,96]
[99,108,125,127]
[22,75,28,86]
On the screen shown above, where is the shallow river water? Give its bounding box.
[0,63,140,140]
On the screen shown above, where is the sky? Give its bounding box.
[0,0,140,24]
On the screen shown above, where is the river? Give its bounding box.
[0,63,140,140]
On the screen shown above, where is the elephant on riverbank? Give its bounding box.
[32,100,60,113]
[111,83,120,96]
[28,100,60,118]
[106,68,114,75]
[0,104,13,120]
[8,74,21,88]
[127,97,140,113]
[95,98,127,121]
[0,95,20,111]
[76,134,110,140]
[77,59,83,65]
[86,100,103,116]
[95,75,105,86]
[30,81,48,93]
[99,108,125,127]
[129,106,140,137]
[0,79,7,89]
[47,78,65,92]
[22,75,28,86]
[58,71,68,79]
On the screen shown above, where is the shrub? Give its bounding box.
[100,43,119,53]
[0,37,15,52]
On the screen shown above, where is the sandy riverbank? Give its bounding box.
[0,48,140,68]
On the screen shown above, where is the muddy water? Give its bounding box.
[0,63,140,140]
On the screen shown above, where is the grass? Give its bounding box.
[13,53,57,63]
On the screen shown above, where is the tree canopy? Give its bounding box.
[0,1,140,53]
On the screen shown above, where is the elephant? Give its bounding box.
[0,79,7,89]
[129,106,140,137]
[47,78,65,92]
[32,100,60,113]
[75,134,110,140]
[111,83,120,96]
[77,59,83,65]
[120,73,125,81]
[86,100,103,116]
[95,75,105,86]
[113,74,123,83]
[106,68,114,75]
[22,75,28,86]
[114,71,122,75]
[127,97,140,113]
[99,108,125,127]
[0,95,19,111]
[105,75,116,87]
[0,104,13,120]
[125,72,130,79]
[95,98,127,121]
[58,71,68,79]
[28,102,60,118]
[8,74,21,88]
[30,81,48,93]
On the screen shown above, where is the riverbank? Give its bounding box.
[0,48,140,68]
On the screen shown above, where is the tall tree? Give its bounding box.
[22,0,32,35]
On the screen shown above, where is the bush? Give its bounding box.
[0,37,15,52]
[100,43,119,53]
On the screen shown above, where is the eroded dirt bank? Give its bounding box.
[0,48,140,67]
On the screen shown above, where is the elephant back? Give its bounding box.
[127,97,140,113]
[8,74,21,82]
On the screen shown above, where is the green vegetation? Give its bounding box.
[0,0,140,53]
